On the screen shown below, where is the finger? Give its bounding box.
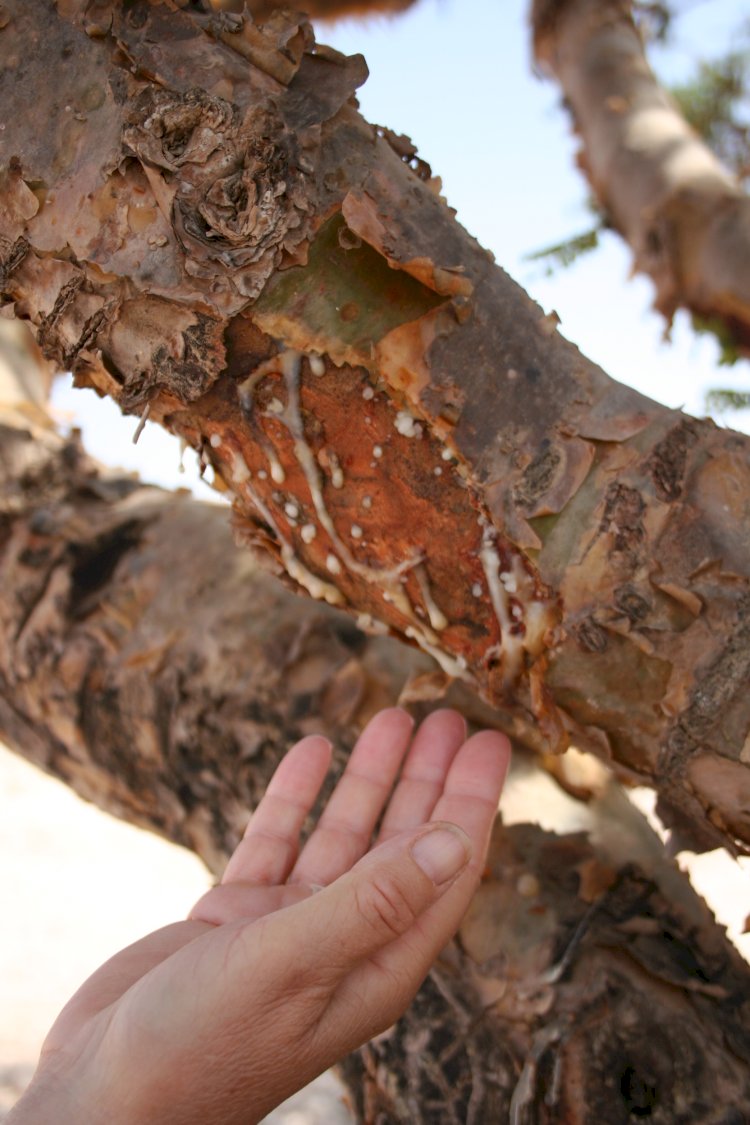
[289,707,415,887]
[310,733,510,1048]
[424,729,511,872]
[257,821,471,988]
[376,709,467,842]
[189,881,313,927]
[221,735,332,886]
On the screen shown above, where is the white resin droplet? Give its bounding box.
[351,524,363,539]
[416,565,449,631]
[285,502,300,520]
[373,445,383,459]
[326,553,342,575]
[472,582,483,598]
[228,449,251,484]
[356,613,388,635]
[395,410,418,438]
[362,385,375,400]
[329,453,345,489]
[405,627,472,682]
[269,455,286,484]
[362,496,373,509]
[308,354,325,377]
[285,552,343,606]
[209,433,222,449]
[300,523,317,544]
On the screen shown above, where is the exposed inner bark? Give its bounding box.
[3,321,750,1122]
[532,0,750,353]
[0,410,434,870]
[1,0,749,856]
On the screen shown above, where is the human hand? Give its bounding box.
[11,708,510,1125]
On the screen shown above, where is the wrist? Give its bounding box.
[7,1069,108,1125]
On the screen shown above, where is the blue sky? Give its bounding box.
[53,0,750,488]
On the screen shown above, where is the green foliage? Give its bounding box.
[671,43,750,182]
[705,388,750,413]
[691,313,743,367]
[524,225,601,275]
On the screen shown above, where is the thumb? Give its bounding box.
[271,822,472,982]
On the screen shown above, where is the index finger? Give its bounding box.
[221,735,332,886]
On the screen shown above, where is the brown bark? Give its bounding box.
[1,0,749,856]
[3,344,750,1120]
[532,0,750,354]
[208,0,418,18]
[343,811,750,1122]
[0,370,437,871]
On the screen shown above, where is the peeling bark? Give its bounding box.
[3,327,750,1121]
[532,0,750,353]
[1,0,750,853]
[343,808,750,1123]
[0,402,436,871]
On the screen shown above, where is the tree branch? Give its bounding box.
[532,0,750,353]
[343,810,750,1121]
[1,0,749,852]
[2,325,750,1121]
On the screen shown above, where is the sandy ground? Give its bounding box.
[0,744,352,1123]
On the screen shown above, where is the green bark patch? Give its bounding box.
[254,213,444,356]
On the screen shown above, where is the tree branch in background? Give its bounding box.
[532,0,750,355]
[343,809,750,1121]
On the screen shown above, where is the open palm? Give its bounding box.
[14,708,509,1125]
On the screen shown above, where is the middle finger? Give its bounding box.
[289,707,415,887]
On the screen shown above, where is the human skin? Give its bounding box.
[9,708,510,1124]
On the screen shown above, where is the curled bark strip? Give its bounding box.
[532,0,750,353]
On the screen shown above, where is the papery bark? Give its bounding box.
[2,325,750,1122]
[343,804,750,1122]
[0,365,434,870]
[1,0,749,855]
[532,0,750,352]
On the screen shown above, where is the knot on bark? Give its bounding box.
[124,90,313,300]
[124,87,236,172]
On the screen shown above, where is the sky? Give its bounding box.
[52,0,750,490]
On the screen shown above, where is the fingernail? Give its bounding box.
[411,825,471,885]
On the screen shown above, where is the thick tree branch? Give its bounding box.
[2,328,750,1122]
[1,0,749,852]
[532,0,750,353]
[0,408,440,872]
[343,811,750,1121]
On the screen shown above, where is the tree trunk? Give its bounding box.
[531,0,750,354]
[342,811,750,1123]
[2,0,749,854]
[3,337,750,1121]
